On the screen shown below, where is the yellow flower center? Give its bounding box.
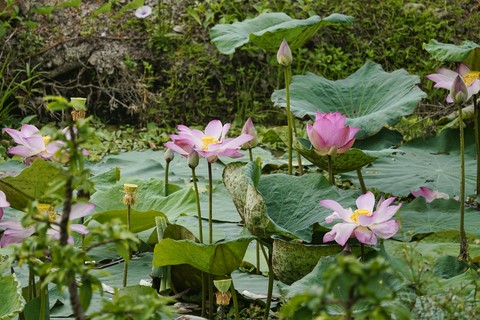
[37,203,56,222]
[350,208,372,223]
[42,136,51,145]
[201,136,219,150]
[462,71,480,87]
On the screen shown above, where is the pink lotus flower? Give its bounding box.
[307,112,360,157]
[3,124,63,164]
[426,63,480,103]
[0,191,10,219]
[240,117,258,150]
[321,191,401,246]
[411,186,449,203]
[0,202,95,247]
[165,120,253,163]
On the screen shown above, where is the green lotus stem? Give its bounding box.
[201,272,207,318]
[327,155,334,184]
[191,167,203,243]
[191,166,207,317]
[474,94,480,199]
[39,284,47,320]
[165,161,170,197]
[458,104,469,261]
[248,149,263,274]
[123,204,131,287]
[29,265,36,300]
[283,66,293,175]
[292,123,304,175]
[231,280,240,320]
[209,274,214,319]
[356,168,367,193]
[264,247,274,320]
[360,243,365,262]
[207,162,213,244]
[256,241,261,275]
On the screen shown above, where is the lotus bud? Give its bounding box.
[188,151,200,169]
[164,148,174,163]
[70,97,87,121]
[241,117,258,150]
[123,183,138,206]
[277,39,293,67]
[214,279,232,306]
[450,75,468,104]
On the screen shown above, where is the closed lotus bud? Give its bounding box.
[277,39,293,67]
[164,148,174,162]
[188,151,200,169]
[241,117,258,150]
[450,75,468,104]
[123,183,138,206]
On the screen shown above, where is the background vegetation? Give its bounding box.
[1,0,480,132]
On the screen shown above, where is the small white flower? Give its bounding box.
[135,5,152,19]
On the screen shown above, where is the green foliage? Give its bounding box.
[280,255,410,319]
[89,286,174,320]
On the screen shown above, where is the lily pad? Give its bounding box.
[0,159,63,210]
[345,128,476,197]
[424,39,480,70]
[0,274,25,320]
[272,61,426,139]
[210,12,353,54]
[89,178,197,223]
[395,198,480,241]
[296,139,376,173]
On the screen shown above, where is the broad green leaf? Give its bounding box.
[90,209,167,233]
[272,61,426,139]
[424,39,480,70]
[296,139,376,173]
[224,162,359,242]
[0,274,25,320]
[89,178,196,222]
[345,128,476,197]
[395,198,480,241]
[0,159,63,210]
[153,237,253,275]
[210,12,353,54]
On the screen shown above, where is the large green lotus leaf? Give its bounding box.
[153,236,253,276]
[231,270,284,302]
[395,198,480,241]
[0,274,25,320]
[89,209,167,233]
[424,39,480,70]
[296,139,376,173]
[86,150,165,181]
[210,12,353,54]
[89,178,196,222]
[272,61,426,139]
[224,161,359,241]
[0,159,63,210]
[344,128,476,197]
